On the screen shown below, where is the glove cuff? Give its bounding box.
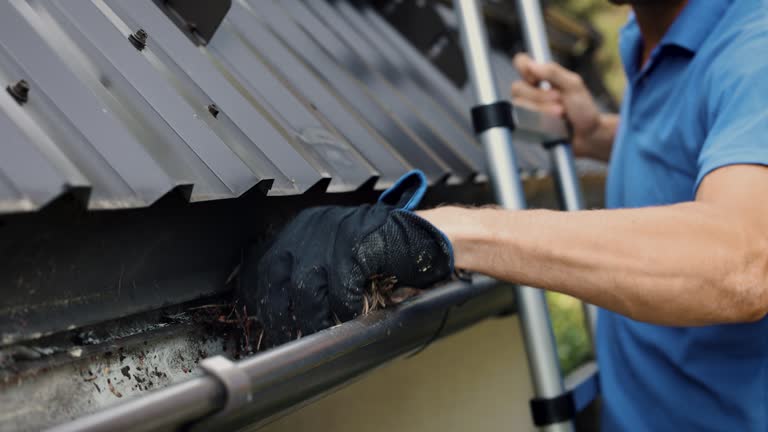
[378,170,428,211]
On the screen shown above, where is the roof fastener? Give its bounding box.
[6,80,29,104]
[128,29,148,51]
[208,103,220,118]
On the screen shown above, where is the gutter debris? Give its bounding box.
[363,275,422,314]
[0,269,433,432]
[0,276,423,378]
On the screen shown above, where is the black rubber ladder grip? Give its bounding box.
[529,360,600,426]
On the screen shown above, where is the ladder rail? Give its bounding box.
[453,1,574,431]
[515,0,599,341]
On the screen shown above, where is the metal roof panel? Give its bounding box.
[223,2,410,189]
[301,0,486,177]
[207,24,376,193]
[246,0,451,185]
[0,0,557,216]
[105,0,324,195]
[345,2,473,130]
[278,0,476,183]
[47,0,261,199]
[0,110,67,211]
[33,0,239,202]
[0,96,93,209]
[0,1,176,207]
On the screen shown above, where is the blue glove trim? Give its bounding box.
[378,170,428,211]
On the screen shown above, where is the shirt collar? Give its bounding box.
[661,0,732,53]
[618,14,642,79]
[619,0,732,79]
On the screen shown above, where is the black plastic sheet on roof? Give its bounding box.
[0,0,492,215]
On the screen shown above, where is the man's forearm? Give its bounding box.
[419,204,768,325]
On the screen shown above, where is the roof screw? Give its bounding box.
[128,29,148,51]
[6,79,29,104]
[207,103,220,118]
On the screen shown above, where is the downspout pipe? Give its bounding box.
[47,276,515,432]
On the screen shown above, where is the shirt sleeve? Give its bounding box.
[695,37,768,192]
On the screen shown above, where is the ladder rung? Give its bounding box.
[512,105,569,144]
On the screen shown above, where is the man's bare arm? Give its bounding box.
[419,165,768,326]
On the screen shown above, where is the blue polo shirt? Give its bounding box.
[598,0,768,430]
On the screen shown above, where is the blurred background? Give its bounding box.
[545,0,628,374]
[547,0,629,373]
[551,0,629,100]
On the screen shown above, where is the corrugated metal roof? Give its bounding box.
[0,0,581,215]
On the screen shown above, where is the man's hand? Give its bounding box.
[510,53,617,161]
[240,171,453,346]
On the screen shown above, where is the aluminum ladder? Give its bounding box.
[453,0,600,430]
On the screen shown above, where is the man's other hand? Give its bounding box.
[511,53,614,161]
[240,171,454,346]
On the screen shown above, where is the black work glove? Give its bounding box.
[240,171,454,346]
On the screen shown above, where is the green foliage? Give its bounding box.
[547,291,593,374]
[551,0,630,100]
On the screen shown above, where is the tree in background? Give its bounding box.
[551,0,629,100]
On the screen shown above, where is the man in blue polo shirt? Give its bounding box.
[506,0,768,429]
[245,0,768,429]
